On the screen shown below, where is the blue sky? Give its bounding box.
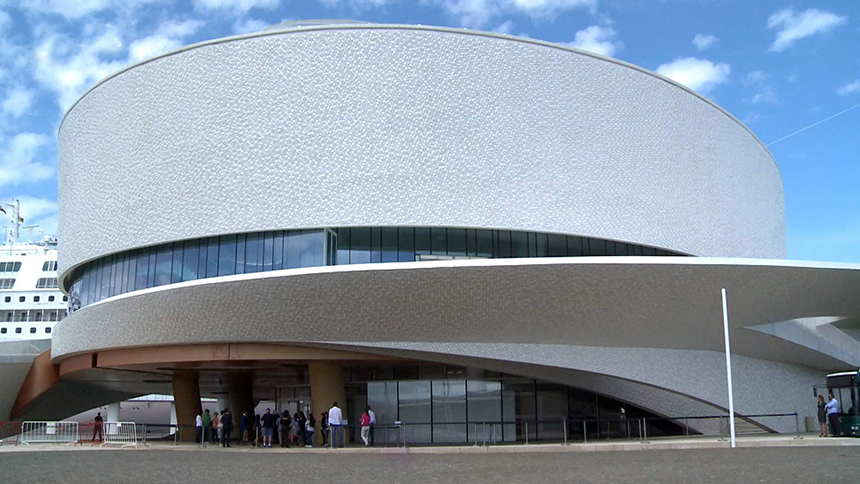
[0,0,857,262]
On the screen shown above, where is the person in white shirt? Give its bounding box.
[328,402,344,448]
[367,406,376,446]
[195,413,204,446]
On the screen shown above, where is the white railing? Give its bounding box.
[102,422,138,448]
[19,421,79,445]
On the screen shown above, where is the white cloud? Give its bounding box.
[319,0,396,8]
[491,20,514,34]
[34,27,127,111]
[34,20,204,111]
[767,8,847,52]
[18,0,158,20]
[128,20,205,63]
[742,70,767,86]
[425,0,595,29]
[0,132,54,187]
[0,10,11,32]
[656,57,730,93]
[232,17,268,35]
[14,195,58,233]
[565,25,621,58]
[750,86,778,104]
[193,0,280,15]
[741,71,777,104]
[692,34,717,50]
[837,79,860,96]
[2,88,35,118]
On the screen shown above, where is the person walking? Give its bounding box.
[260,408,276,448]
[817,395,828,437]
[290,412,302,446]
[221,409,233,447]
[826,392,840,437]
[279,410,291,448]
[211,412,220,444]
[202,409,211,446]
[328,402,343,448]
[359,407,371,447]
[367,406,376,447]
[320,412,329,447]
[305,413,316,448]
[92,412,104,443]
[240,411,249,445]
[196,412,205,446]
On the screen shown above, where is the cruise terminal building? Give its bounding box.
[16,21,860,443]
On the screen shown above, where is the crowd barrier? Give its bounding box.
[102,422,138,448]
[19,421,80,446]
[0,421,22,446]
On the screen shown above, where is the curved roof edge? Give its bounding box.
[57,22,782,178]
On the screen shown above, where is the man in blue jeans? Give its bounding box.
[328,402,344,447]
[826,392,840,437]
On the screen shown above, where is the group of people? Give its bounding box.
[194,408,234,447]
[816,392,841,437]
[192,402,379,448]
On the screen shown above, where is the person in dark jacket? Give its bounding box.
[279,411,292,448]
[221,409,233,447]
[239,411,249,445]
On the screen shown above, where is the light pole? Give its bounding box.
[721,288,736,448]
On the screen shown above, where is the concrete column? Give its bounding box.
[228,373,255,444]
[172,371,202,442]
[309,361,346,447]
[106,402,121,435]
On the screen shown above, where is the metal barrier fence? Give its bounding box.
[19,421,80,446]
[102,422,138,448]
[0,421,22,446]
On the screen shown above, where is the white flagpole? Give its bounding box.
[721,288,736,448]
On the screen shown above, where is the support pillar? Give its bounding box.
[172,371,202,442]
[228,374,254,444]
[309,361,346,446]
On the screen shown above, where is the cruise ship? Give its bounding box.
[0,200,68,341]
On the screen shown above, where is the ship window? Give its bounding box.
[19,296,25,302]
[36,278,58,289]
[0,279,15,289]
[0,262,22,272]
[15,327,21,334]
[48,296,55,302]
[0,328,5,334]
[3,296,9,303]
[29,327,36,333]
[45,327,51,334]
[63,295,68,302]
[33,296,40,302]
[42,261,58,272]
[50,312,57,321]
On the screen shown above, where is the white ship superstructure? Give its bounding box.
[0,199,67,341]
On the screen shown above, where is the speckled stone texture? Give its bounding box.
[58,25,785,281]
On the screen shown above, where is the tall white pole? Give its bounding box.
[721,288,736,448]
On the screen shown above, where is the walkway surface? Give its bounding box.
[1,440,858,483]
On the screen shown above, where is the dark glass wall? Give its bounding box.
[339,366,686,444]
[68,227,683,312]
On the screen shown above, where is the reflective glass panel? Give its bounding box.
[431,228,446,255]
[381,227,398,262]
[511,231,529,257]
[171,244,183,283]
[399,381,431,443]
[398,228,414,262]
[218,235,237,277]
[350,228,370,264]
[182,241,199,282]
[154,245,172,287]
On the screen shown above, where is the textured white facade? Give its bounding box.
[57,24,785,284]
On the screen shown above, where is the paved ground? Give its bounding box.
[2,446,858,483]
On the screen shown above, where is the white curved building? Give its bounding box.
[17,22,859,442]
